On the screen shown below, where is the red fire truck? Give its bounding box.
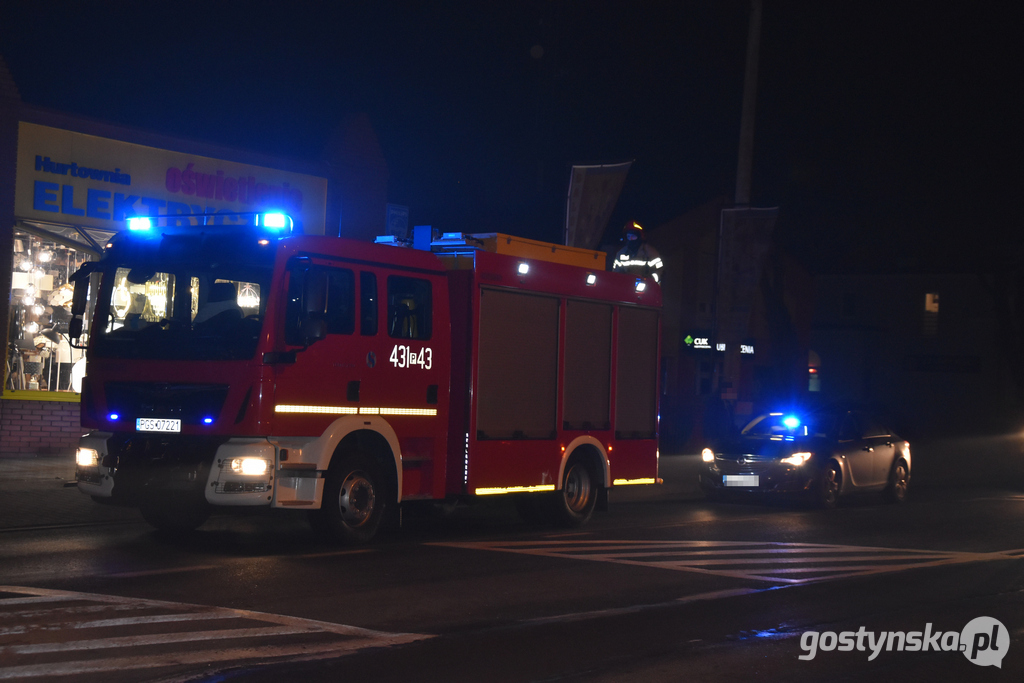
[70,214,661,542]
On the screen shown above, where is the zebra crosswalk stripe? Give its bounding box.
[430,540,1024,585]
[0,586,431,680]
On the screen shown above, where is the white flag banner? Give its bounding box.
[564,161,632,249]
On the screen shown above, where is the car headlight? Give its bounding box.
[781,452,812,466]
[76,447,100,468]
[701,448,715,463]
[229,457,269,476]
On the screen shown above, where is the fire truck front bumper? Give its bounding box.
[75,433,277,508]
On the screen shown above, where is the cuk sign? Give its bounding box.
[684,334,713,350]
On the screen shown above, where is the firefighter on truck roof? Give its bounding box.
[611,220,663,283]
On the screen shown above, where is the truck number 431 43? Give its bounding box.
[390,344,432,370]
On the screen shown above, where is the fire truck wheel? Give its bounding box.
[552,456,598,527]
[319,455,387,543]
[140,501,210,533]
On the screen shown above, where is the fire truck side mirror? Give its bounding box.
[68,263,98,341]
[69,263,97,317]
[300,268,328,346]
[301,317,327,344]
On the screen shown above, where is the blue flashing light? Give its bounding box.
[108,413,120,421]
[259,212,291,231]
[783,415,800,430]
[127,217,152,232]
[202,417,214,425]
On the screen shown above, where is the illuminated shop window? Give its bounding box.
[923,292,939,335]
[808,350,821,392]
[6,231,93,393]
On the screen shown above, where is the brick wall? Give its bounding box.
[0,400,81,456]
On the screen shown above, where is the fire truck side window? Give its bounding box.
[387,276,431,340]
[323,269,355,335]
[285,265,354,344]
[361,272,378,336]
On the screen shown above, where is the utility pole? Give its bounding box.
[735,0,762,207]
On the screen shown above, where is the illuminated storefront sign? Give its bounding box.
[15,122,328,234]
[684,334,712,351]
[7,122,330,400]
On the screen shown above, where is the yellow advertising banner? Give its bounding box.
[15,122,328,234]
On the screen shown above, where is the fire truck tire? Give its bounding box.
[139,501,210,533]
[551,455,598,527]
[317,454,387,544]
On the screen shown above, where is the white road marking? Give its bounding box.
[0,586,431,680]
[430,539,1024,585]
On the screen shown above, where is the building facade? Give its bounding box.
[810,273,1013,438]
[0,60,388,455]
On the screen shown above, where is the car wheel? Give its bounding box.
[315,454,386,544]
[817,464,841,509]
[883,460,910,503]
[551,456,598,527]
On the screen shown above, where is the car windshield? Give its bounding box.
[741,412,837,439]
[90,261,271,361]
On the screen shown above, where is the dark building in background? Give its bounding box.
[810,273,1013,439]
[649,198,814,453]
[0,56,389,455]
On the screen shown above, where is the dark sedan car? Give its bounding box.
[698,408,911,508]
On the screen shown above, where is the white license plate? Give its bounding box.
[136,418,181,433]
[724,474,759,487]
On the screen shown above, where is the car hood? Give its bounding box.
[712,436,828,460]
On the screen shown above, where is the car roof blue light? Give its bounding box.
[783,415,800,429]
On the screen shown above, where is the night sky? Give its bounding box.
[1,2,1020,273]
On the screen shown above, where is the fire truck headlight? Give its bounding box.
[701,448,715,463]
[76,448,100,468]
[229,458,270,476]
[635,279,647,293]
[517,262,530,275]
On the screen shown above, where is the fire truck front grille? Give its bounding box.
[105,382,229,425]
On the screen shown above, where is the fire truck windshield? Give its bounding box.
[90,261,271,361]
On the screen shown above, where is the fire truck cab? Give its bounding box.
[71,214,661,542]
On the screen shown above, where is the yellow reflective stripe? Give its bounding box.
[612,478,657,486]
[474,484,556,496]
[275,405,358,414]
[275,405,437,416]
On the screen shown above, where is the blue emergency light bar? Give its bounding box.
[123,212,295,235]
[255,212,292,231]
[127,216,152,232]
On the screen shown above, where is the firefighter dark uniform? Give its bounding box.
[611,221,663,283]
